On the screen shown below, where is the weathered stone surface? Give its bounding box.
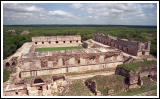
[115,64,157,89]
[107,89,114,95]
[129,74,139,85]
[4,75,69,96]
[93,33,151,56]
[32,35,82,48]
[129,84,140,89]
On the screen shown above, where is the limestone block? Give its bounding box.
[99,55,105,63]
[22,62,31,70]
[68,66,78,72]
[28,87,39,96]
[57,58,63,66]
[61,81,68,86]
[79,65,90,72]
[42,89,52,96]
[129,75,139,85]
[51,82,58,93]
[116,55,124,61]
[48,61,53,68]
[144,51,150,55]
[90,59,96,64]
[129,84,140,89]
[107,89,114,95]
[69,57,75,65]
[137,51,142,56]
[35,60,41,69]
[140,71,149,77]
[80,58,86,65]
[21,72,31,78]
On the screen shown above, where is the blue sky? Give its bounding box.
[3,3,157,25]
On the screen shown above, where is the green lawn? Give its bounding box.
[35,46,84,52]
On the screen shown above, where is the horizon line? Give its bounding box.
[3,24,157,26]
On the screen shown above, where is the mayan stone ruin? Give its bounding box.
[93,33,151,56]
[3,34,156,96]
[32,35,82,48]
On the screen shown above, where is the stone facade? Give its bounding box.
[32,35,82,48]
[18,48,124,78]
[93,33,151,56]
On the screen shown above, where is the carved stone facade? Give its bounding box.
[93,33,151,56]
[18,48,124,78]
[32,35,82,48]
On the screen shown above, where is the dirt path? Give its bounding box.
[66,70,115,80]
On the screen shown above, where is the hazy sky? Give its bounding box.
[3,3,157,25]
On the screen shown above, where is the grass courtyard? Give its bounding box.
[35,46,84,52]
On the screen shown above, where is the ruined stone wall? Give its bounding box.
[20,62,123,78]
[115,65,157,89]
[19,51,124,78]
[4,76,67,96]
[32,35,82,48]
[93,33,151,56]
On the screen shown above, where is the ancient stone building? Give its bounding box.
[115,64,157,89]
[4,76,67,96]
[4,34,152,79]
[32,35,82,48]
[18,47,124,78]
[93,33,151,56]
[3,34,156,96]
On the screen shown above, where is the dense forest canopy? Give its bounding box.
[3,25,157,59]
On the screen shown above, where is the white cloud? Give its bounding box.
[69,3,157,25]
[3,3,46,24]
[48,10,77,18]
[71,3,83,9]
[3,3,157,25]
[3,3,44,13]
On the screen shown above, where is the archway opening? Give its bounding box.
[5,62,10,67]
[12,61,16,66]
[34,78,44,84]
[148,75,151,78]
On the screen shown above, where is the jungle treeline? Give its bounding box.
[3,25,157,59]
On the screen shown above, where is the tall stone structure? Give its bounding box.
[93,33,151,56]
